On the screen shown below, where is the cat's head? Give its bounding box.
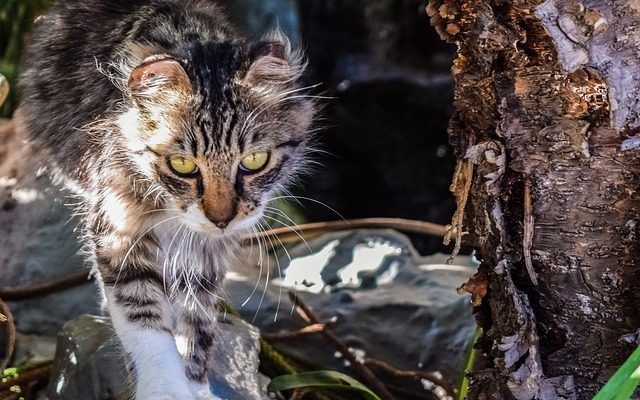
[117,32,316,235]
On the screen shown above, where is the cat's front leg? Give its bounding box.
[99,247,197,400]
[174,285,220,400]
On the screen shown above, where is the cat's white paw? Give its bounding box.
[189,381,224,400]
[137,385,196,400]
[137,392,196,400]
[194,390,223,400]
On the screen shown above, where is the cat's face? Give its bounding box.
[119,37,315,235]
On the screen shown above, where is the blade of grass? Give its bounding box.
[593,346,640,400]
[268,370,382,400]
[456,327,481,400]
[612,364,640,400]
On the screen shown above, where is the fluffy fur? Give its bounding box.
[18,1,316,399]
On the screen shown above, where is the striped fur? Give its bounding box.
[18,1,316,399]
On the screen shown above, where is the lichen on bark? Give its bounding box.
[428,0,640,398]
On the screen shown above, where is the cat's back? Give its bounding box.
[18,0,232,174]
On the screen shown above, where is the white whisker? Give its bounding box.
[261,217,295,323]
[260,218,285,323]
[163,224,185,297]
[242,225,265,308]
[252,220,272,324]
[268,195,346,221]
[261,210,312,253]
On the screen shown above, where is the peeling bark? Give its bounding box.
[427,0,640,398]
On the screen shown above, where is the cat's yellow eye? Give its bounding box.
[168,155,198,176]
[240,151,270,173]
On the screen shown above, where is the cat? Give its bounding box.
[18,1,316,399]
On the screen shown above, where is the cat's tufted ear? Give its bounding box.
[127,55,192,102]
[243,30,304,88]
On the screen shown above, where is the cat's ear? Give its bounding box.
[127,55,192,101]
[243,30,304,88]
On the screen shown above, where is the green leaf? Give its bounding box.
[268,370,382,400]
[594,346,640,400]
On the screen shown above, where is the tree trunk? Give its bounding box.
[427,0,640,398]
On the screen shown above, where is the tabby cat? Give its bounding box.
[18,1,315,398]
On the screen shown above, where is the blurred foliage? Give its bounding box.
[0,0,51,118]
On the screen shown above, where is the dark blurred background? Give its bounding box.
[1,0,457,254]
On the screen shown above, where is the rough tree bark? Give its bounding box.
[427,0,640,398]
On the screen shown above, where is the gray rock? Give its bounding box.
[209,314,269,400]
[226,229,477,389]
[0,119,99,336]
[12,333,57,365]
[48,314,268,400]
[48,315,129,400]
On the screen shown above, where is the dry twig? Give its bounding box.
[261,322,330,341]
[0,271,92,301]
[249,218,447,244]
[289,292,396,400]
[263,323,454,398]
[0,363,52,392]
[365,357,452,394]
